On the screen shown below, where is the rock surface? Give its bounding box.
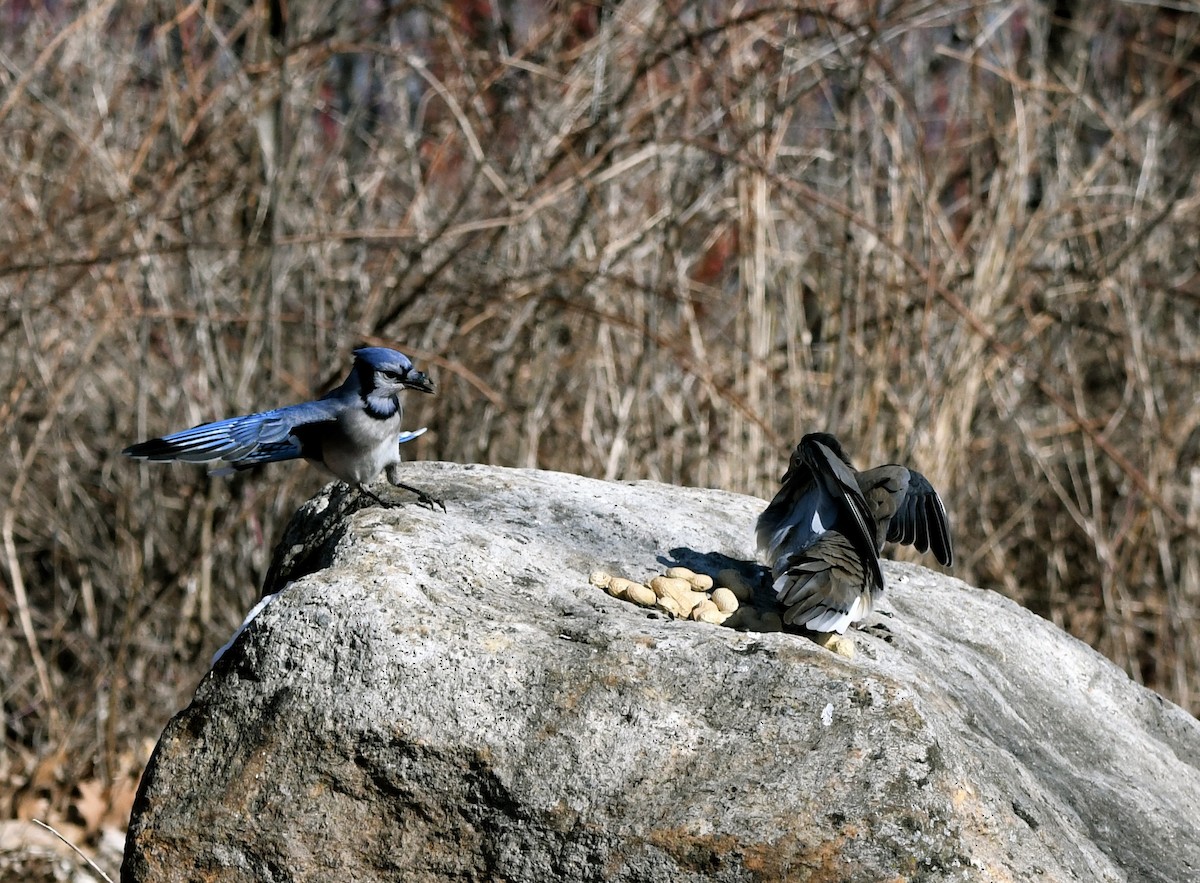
[122,462,1200,883]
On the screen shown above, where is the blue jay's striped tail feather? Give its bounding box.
[124,348,443,510]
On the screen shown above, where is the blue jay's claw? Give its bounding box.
[418,490,446,512]
[356,481,445,512]
[396,481,446,512]
[124,347,436,500]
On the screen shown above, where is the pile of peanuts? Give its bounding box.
[589,565,784,632]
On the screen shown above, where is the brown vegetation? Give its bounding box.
[2,0,1198,871]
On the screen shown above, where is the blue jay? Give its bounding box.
[756,433,952,633]
[124,347,443,510]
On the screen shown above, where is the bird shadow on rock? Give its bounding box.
[658,547,760,580]
[658,547,774,611]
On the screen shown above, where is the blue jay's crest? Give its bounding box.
[124,347,443,510]
[757,433,952,633]
[349,347,433,419]
[352,347,434,392]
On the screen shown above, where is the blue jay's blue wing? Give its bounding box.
[208,441,305,476]
[123,399,344,465]
[202,424,426,479]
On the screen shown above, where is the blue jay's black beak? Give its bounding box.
[405,371,435,394]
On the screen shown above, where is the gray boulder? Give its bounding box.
[122,463,1200,882]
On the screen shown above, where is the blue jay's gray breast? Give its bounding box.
[316,407,405,484]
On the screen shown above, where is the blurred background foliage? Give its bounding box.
[1,0,1199,869]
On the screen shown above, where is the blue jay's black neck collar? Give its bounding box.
[363,394,399,420]
[356,363,401,420]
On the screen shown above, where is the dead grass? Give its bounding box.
[1,0,1198,857]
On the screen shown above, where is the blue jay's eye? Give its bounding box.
[380,369,403,381]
